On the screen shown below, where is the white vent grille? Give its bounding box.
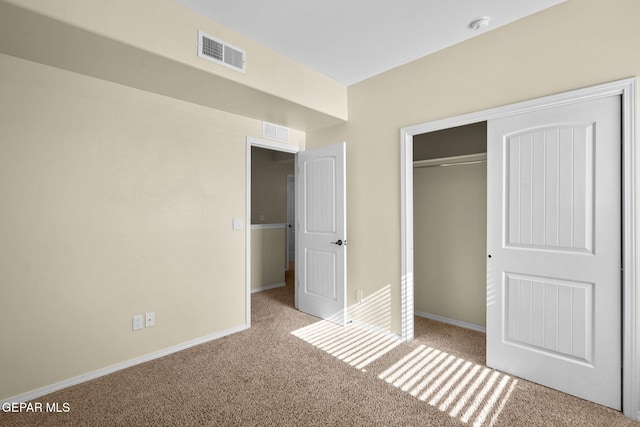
[198,30,245,72]
[263,122,290,143]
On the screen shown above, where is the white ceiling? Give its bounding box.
[176,0,565,86]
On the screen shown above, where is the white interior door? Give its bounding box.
[296,142,347,325]
[486,96,621,409]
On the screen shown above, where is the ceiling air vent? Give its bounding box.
[198,30,246,72]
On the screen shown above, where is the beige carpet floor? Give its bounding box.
[1,270,637,426]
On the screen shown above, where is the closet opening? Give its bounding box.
[412,121,487,334]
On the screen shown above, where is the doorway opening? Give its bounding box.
[245,137,300,327]
[400,78,638,418]
[250,145,294,290]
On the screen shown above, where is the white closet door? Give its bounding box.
[486,96,621,409]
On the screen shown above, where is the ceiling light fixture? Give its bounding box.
[469,16,491,30]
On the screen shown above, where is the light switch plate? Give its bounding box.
[132,315,144,331]
[233,218,243,230]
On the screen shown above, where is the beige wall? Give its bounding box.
[0,0,347,126]
[0,0,317,402]
[0,53,302,400]
[0,1,347,133]
[306,0,640,335]
[414,162,487,326]
[251,227,286,291]
[251,147,294,224]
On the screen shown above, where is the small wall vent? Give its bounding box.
[263,122,290,143]
[198,30,246,72]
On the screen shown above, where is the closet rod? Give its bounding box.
[413,153,487,169]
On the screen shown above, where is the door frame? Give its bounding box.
[245,137,300,327]
[400,78,638,419]
[286,173,295,269]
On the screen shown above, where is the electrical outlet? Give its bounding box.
[357,290,364,303]
[132,315,144,331]
[145,312,155,327]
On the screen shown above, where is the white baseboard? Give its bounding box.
[415,310,486,333]
[251,282,286,293]
[1,323,249,405]
[348,319,402,341]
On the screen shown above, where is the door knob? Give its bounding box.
[331,239,343,246]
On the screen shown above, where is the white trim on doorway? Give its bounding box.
[245,137,300,328]
[415,310,486,333]
[400,78,638,419]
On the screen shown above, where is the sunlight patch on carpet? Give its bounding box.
[378,345,517,426]
[291,321,402,370]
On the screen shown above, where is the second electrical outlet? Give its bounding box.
[145,312,155,327]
